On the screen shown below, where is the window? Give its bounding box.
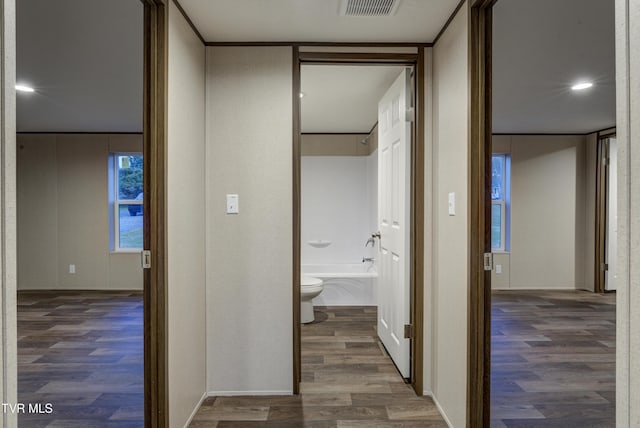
[491,154,510,251]
[112,154,143,251]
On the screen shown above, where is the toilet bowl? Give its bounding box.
[301,275,324,323]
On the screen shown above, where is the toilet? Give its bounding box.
[301,275,324,323]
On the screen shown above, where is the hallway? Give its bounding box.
[190,306,447,427]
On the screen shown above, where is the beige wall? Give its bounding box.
[17,133,142,290]
[206,46,293,394]
[301,133,368,155]
[491,134,596,290]
[615,0,639,425]
[430,3,469,426]
[167,4,207,427]
[301,129,377,156]
[1,0,18,422]
[422,47,434,396]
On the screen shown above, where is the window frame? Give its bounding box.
[112,152,144,252]
[491,200,506,252]
[491,153,509,252]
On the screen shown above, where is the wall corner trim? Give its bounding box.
[431,394,455,428]
[171,0,205,45]
[182,391,208,428]
[433,0,468,45]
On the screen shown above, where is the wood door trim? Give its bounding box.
[142,0,169,426]
[469,0,494,426]
[292,50,424,396]
[292,46,302,394]
[411,47,425,395]
[206,41,432,48]
[298,52,418,63]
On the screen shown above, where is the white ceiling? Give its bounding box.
[179,0,460,43]
[16,0,143,133]
[492,0,616,134]
[15,0,615,135]
[301,65,406,133]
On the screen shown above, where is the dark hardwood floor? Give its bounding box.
[16,290,615,427]
[17,290,144,428]
[491,290,616,428]
[191,306,447,427]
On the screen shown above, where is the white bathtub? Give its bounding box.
[302,263,377,306]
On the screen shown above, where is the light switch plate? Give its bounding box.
[496,264,502,274]
[226,194,239,214]
[448,192,456,216]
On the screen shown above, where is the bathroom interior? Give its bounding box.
[299,63,411,380]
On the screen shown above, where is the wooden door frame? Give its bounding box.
[292,48,426,395]
[468,0,495,426]
[142,0,169,426]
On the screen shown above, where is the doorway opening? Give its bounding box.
[292,50,426,399]
[16,1,144,425]
[299,63,410,396]
[470,0,617,426]
[13,0,168,426]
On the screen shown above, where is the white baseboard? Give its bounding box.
[182,391,208,428]
[431,394,454,428]
[207,390,293,396]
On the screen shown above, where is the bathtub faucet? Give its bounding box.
[362,257,375,263]
[365,232,380,247]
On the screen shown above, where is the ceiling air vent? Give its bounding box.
[339,0,402,17]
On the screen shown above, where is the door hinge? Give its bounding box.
[483,252,493,271]
[141,250,151,269]
[404,324,413,339]
[601,263,609,272]
[405,107,415,123]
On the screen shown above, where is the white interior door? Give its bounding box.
[377,68,412,377]
[605,138,617,291]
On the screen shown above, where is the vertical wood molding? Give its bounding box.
[292,46,302,395]
[468,0,494,426]
[411,47,425,396]
[143,0,169,426]
[1,0,18,425]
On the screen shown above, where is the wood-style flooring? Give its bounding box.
[190,306,447,427]
[17,291,144,428]
[491,290,616,428]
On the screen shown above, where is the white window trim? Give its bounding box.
[492,200,506,252]
[112,153,143,252]
[491,153,509,252]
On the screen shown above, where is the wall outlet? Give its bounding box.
[69,264,76,274]
[495,264,502,274]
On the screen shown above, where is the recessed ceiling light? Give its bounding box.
[571,82,593,91]
[299,92,305,98]
[15,84,35,93]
